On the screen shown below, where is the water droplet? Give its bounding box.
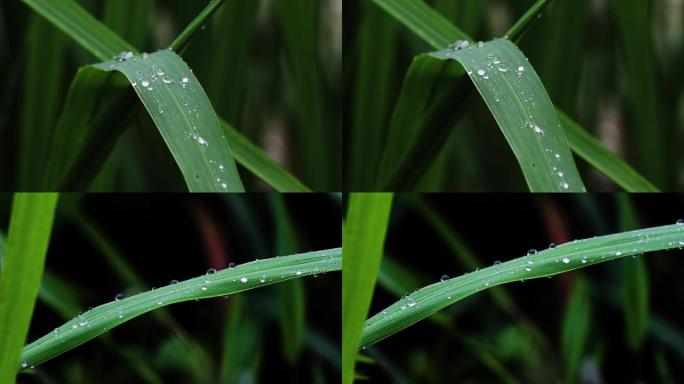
[440,274,449,282]
[449,40,470,50]
[478,41,484,48]
[117,51,134,61]
[115,293,124,301]
[615,251,622,256]
[21,361,28,368]
[157,300,163,305]
[477,69,486,76]
[527,249,537,255]
[517,66,525,73]
[581,257,587,264]
[240,276,248,283]
[201,286,208,291]
[141,80,150,87]
[549,243,556,248]
[562,257,570,264]
[406,296,416,307]
[400,304,407,310]
[259,275,266,283]
[142,52,148,59]
[296,271,302,275]
[525,267,532,272]
[498,66,509,72]
[228,262,236,268]
[493,260,502,265]
[197,136,208,146]
[533,125,544,134]
[206,268,216,275]
[677,219,684,225]
[170,279,179,285]
[561,182,569,189]
[78,315,87,326]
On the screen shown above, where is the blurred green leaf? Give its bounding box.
[561,277,590,383]
[342,193,393,384]
[0,193,58,381]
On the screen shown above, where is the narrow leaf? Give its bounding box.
[342,193,393,384]
[430,39,585,192]
[0,193,58,381]
[21,248,341,368]
[361,223,684,348]
[22,0,135,61]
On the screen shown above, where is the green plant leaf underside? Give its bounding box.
[430,39,585,192]
[361,224,684,348]
[21,248,341,369]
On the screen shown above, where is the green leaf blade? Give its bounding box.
[361,223,684,348]
[21,248,341,369]
[0,193,59,381]
[22,0,135,61]
[431,39,585,192]
[94,50,244,192]
[342,193,393,384]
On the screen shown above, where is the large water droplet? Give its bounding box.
[493,260,502,265]
[406,296,416,307]
[240,276,248,283]
[206,268,216,275]
[677,219,684,225]
[115,293,124,301]
[440,274,449,282]
[528,249,537,255]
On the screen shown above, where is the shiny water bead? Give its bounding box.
[206,268,216,275]
[440,274,449,282]
[115,293,124,301]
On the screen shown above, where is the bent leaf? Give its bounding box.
[21,248,341,368]
[430,39,585,192]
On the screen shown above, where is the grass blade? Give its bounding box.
[94,50,244,191]
[170,0,226,53]
[617,195,649,350]
[348,1,399,189]
[103,0,152,49]
[221,121,311,192]
[560,277,590,383]
[17,15,67,190]
[372,0,657,191]
[342,193,393,384]
[276,0,336,190]
[21,248,341,368]
[361,223,684,348]
[0,193,58,380]
[370,0,467,48]
[559,111,659,192]
[21,0,135,61]
[430,39,585,192]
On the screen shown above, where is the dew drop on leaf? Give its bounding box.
[114,293,124,301]
[440,274,449,282]
[240,276,248,283]
[206,268,216,275]
[562,257,570,264]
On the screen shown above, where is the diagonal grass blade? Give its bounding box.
[94,50,244,192]
[22,0,135,61]
[430,39,585,192]
[0,193,59,382]
[361,223,684,348]
[21,248,341,369]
